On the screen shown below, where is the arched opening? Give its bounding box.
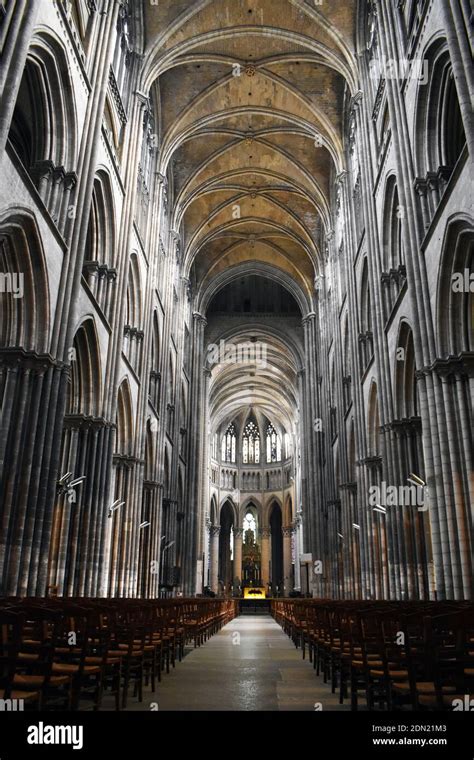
[124,253,143,373]
[108,379,134,597]
[83,172,116,320]
[149,311,161,409]
[218,500,234,594]
[0,213,49,352]
[242,415,260,465]
[8,33,77,227]
[269,502,283,595]
[359,258,374,370]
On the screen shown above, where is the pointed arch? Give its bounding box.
[382,174,404,272]
[437,216,474,356]
[242,414,260,464]
[414,38,466,177]
[116,379,134,456]
[395,321,418,420]
[125,252,142,330]
[0,211,49,353]
[8,30,77,174]
[84,171,116,269]
[66,318,102,417]
[221,421,236,463]
[367,381,381,458]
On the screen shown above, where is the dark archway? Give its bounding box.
[218,500,234,593]
[269,502,283,594]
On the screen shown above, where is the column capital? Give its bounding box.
[335,170,348,186]
[350,90,363,112]
[260,527,271,539]
[314,274,324,292]
[135,90,150,108]
[210,525,221,537]
[193,311,207,327]
[301,311,317,327]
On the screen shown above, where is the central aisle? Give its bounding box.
[143,614,349,711]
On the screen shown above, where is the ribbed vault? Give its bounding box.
[141,0,357,302]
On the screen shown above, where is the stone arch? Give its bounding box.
[219,495,239,527]
[367,380,381,458]
[84,170,116,268]
[437,215,474,357]
[199,261,312,317]
[239,495,262,526]
[414,37,466,177]
[268,499,283,591]
[115,378,134,457]
[66,318,102,418]
[382,174,404,272]
[9,29,77,174]
[125,252,143,330]
[0,210,49,353]
[395,320,418,420]
[210,494,218,526]
[263,494,282,527]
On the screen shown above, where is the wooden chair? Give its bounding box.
[0,609,41,710]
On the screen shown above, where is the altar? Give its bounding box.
[243,586,266,599]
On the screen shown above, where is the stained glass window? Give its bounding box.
[221,423,236,463]
[242,420,260,464]
[266,423,281,463]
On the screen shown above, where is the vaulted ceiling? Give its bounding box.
[140,0,358,431]
[142,0,358,306]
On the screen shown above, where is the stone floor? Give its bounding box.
[121,614,351,711]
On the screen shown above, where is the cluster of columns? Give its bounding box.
[299,0,473,601]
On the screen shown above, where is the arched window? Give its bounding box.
[242,420,260,464]
[8,33,77,230]
[221,423,236,463]
[266,423,281,463]
[284,433,291,459]
[243,511,257,542]
[414,41,467,219]
[112,0,135,113]
[136,95,156,241]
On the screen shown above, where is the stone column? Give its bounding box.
[233,528,243,585]
[0,0,40,152]
[282,525,293,595]
[293,515,303,591]
[183,311,208,594]
[260,527,271,588]
[209,525,220,593]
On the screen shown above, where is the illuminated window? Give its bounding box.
[222,423,236,463]
[266,423,281,463]
[284,433,291,459]
[243,511,257,541]
[243,420,260,464]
